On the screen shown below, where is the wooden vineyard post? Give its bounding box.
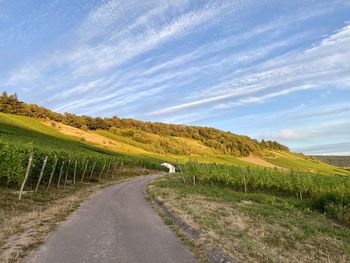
[19,152,34,200]
[105,160,112,177]
[177,162,186,183]
[64,159,71,186]
[98,162,107,180]
[110,162,118,178]
[297,173,303,200]
[115,162,123,177]
[34,156,48,192]
[46,157,58,192]
[57,161,65,189]
[73,160,77,184]
[80,160,89,182]
[89,161,97,180]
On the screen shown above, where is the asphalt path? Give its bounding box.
[27,175,197,263]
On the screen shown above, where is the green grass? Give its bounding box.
[264,151,350,176]
[150,175,350,262]
[0,113,118,156]
[0,113,165,185]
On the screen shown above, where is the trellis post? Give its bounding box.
[19,152,33,200]
[35,156,48,192]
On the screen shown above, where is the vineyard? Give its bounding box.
[178,162,350,224]
[0,113,165,193]
[179,162,350,197]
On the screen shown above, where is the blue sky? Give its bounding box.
[1,0,350,155]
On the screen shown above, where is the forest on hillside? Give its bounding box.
[0,92,288,156]
[311,155,350,168]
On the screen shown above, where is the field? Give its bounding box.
[150,175,350,262]
[0,113,165,186]
[263,151,349,176]
[39,117,350,176]
[178,162,350,225]
[1,111,350,262]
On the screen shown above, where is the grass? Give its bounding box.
[7,111,346,177]
[263,151,350,176]
[0,168,154,262]
[150,175,350,263]
[0,113,127,157]
[0,113,166,185]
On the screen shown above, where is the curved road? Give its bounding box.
[28,175,197,263]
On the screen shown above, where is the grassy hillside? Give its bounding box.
[0,92,288,157]
[1,92,349,176]
[262,151,349,176]
[0,113,164,185]
[44,119,350,175]
[1,111,348,178]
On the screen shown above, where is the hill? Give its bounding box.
[0,92,287,156]
[1,91,349,176]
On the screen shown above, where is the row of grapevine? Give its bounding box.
[0,142,165,189]
[179,162,350,198]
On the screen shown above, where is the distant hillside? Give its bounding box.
[0,91,288,157]
[311,155,350,168]
[1,92,349,176]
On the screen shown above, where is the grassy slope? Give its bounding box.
[0,113,167,169]
[1,112,349,176]
[72,123,350,175]
[150,175,350,262]
[0,113,119,157]
[263,150,349,176]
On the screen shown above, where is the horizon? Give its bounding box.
[1,0,349,155]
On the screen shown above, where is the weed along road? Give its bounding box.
[27,175,197,263]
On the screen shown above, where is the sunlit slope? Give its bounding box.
[0,113,123,157]
[41,120,269,167]
[263,150,349,176]
[36,118,350,175]
[1,113,348,175]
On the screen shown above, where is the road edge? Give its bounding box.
[145,183,234,263]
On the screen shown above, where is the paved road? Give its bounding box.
[27,175,197,263]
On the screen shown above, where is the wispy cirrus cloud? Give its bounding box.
[297,142,350,155]
[1,0,350,154]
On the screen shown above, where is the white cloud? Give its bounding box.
[147,23,350,117]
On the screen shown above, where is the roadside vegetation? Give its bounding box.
[0,169,152,262]
[150,174,350,262]
[179,162,350,225]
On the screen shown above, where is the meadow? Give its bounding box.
[150,175,350,262]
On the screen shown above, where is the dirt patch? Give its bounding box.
[239,155,287,170]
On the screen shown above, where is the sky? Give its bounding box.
[0,0,350,155]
